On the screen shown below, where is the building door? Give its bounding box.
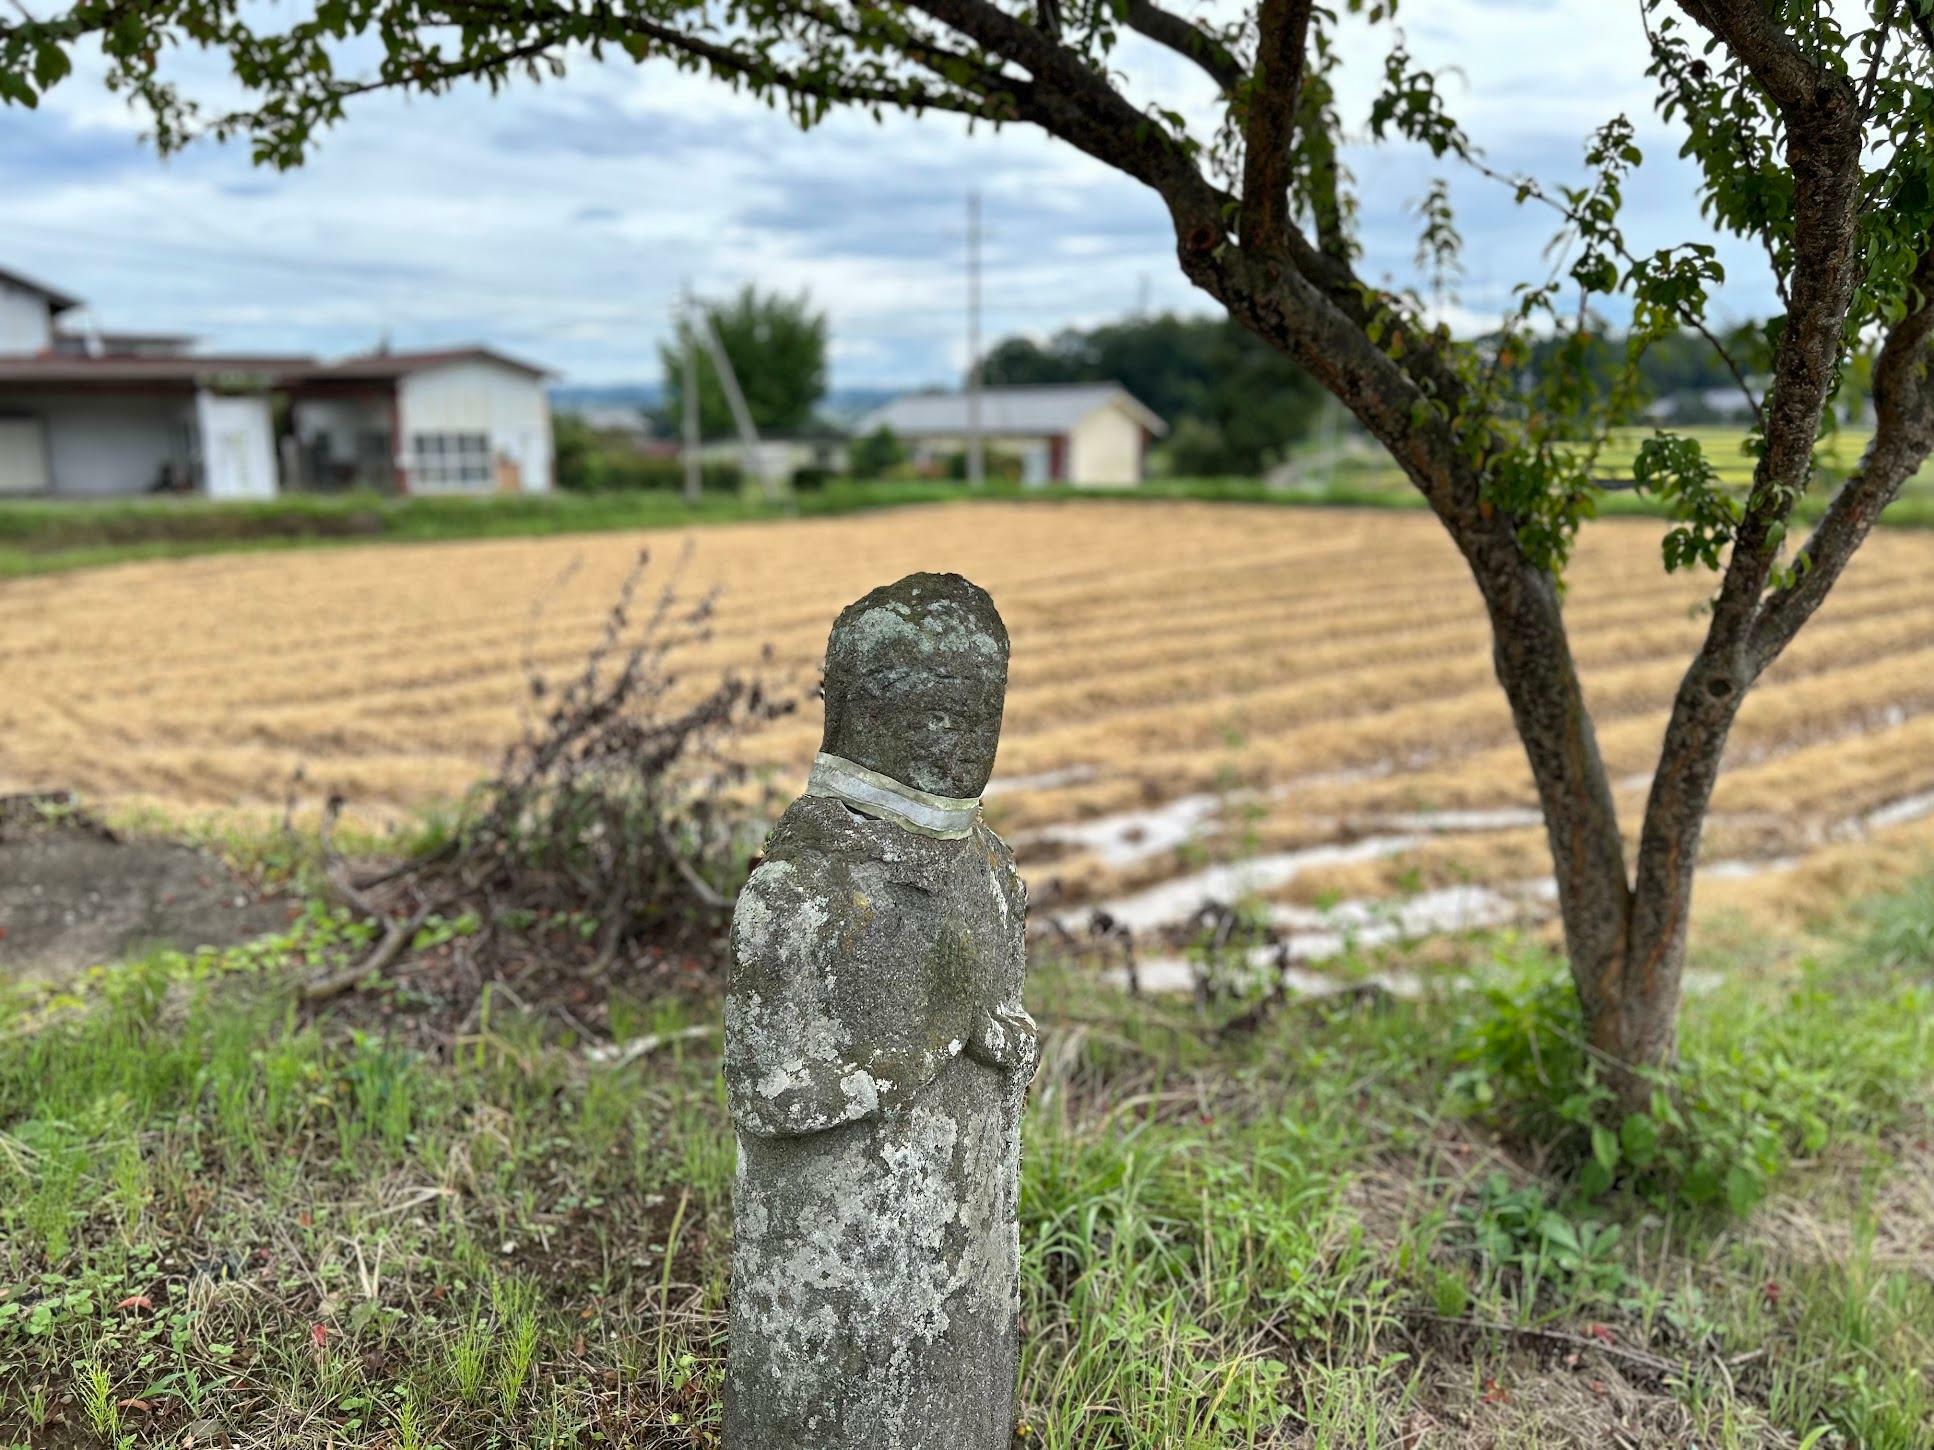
[1018,440,1052,488]
[0,416,49,494]
[195,391,278,499]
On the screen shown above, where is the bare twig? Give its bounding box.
[318,793,382,918]
[583,1023,719,1068]
[300,901,441,1002]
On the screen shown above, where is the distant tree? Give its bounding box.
[849,425,907,480]
[15,0,1934,1110]
[983,314,1323,475]
[551,411,600,491]
[1519,322,1772,423]
[658,286,828,438]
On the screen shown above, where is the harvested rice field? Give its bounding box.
[6,500,1934,947]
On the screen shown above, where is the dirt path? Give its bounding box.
[0,811,292,983]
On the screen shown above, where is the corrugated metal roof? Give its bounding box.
[861,383,1166,438]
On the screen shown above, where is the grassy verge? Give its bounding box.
[3,874,1931,1447]
[0,484,1007,580]
[7,463,1934,581]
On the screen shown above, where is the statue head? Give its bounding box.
[820,572,1009,799]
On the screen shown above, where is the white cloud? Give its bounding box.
[1,2,1765,386]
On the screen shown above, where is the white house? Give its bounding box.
[288,348,555,495]
[861,383,1166,486]
[0,264,554,499]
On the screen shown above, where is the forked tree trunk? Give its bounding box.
[1155,10,1910,1119]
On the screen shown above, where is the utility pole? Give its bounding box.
[966,190,985,488]
[680,283,702,504]
[696,304,773,501]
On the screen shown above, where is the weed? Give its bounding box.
[75,1358,117,1440]
[446,1320,490,1404]
[497,1308,540,1415]
[1447,946,1934,1216]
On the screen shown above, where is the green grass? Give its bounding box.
[3,871,1932,1446]
[7,421,1934,582]
[1275,422,1934,512]
[0,482,1018,580]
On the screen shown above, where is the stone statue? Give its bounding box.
[724,572,1038,1450]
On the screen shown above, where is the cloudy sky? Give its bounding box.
[2,1,1778,388]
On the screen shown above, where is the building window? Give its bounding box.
[410,432,492,488]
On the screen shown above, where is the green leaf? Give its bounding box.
[1591,1123,1620,1174]
[1798,1112,1828,1154]
[1724,1165,1763,1216]
[1538,1213,1582,1254]
[1577,1158,1614,1199]
[0,69,38,107]
[1619,1112,1661,1168]
[34,43,72,91]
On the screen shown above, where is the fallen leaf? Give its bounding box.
[310,1323,329,1348]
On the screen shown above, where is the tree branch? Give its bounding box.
[1237,0,1312,253]
[1625,26,1864,1053]
[587,12,1019,121]
[904,0,1225,212]
[1121,0,1244,94]
[1751,247,1934,666]
[1672,0,1835,112]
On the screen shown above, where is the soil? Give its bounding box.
[0,801,293,983]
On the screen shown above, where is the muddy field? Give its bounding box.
[6,500,1934,951]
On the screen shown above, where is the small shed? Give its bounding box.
[861,383,1165,486]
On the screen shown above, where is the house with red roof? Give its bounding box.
[0,265,554,499]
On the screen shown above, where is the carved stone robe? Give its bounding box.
[724,794,1035,1450]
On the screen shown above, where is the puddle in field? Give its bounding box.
[1027,792,1224,867]
[1372,807,1544,833]
[1113,882,1536,996]
[1036,757,1913,998]
[1865,790,1934,832]
[1703,855,1804,880]
[1086,833,1429,934]
[1085,853,1817,997]
[1113,956,1433,997]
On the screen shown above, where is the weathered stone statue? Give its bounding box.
[724,572,1038,1449]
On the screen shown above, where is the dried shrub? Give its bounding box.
[311,549,796,1001]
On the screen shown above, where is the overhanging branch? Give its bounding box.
[1121,0,1244,94]
[1672,0,1833,112]
[1237,0,1311,253]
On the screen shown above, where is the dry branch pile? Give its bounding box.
[306,551,795,1004]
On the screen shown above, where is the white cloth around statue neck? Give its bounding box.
[805,751,982,840]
